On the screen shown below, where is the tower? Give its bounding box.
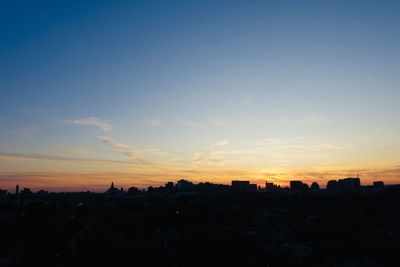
[15,184,19,195]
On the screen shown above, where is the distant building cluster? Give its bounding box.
[327,178,361,192]
[231,180,257,192]
[2,178,390,197]
[100,177,388,197]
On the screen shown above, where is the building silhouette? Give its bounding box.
[106,181,124,196]
[265,181,279,191]
[0,189,7,196]
[176,179,194,191]
[231,181,257,192]
[327,178,361,192]
[327,180,339,192]
[127,186,139,196]
[20,188,32,196]
[373,181,384,189]
[338,178,361,191]
[290,180,309,192]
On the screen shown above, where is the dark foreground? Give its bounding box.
[0,189,399,267]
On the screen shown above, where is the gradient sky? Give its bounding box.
[1,0,400,191]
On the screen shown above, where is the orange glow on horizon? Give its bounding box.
[1,164,399,192]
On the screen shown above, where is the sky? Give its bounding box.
[1,0,400,191]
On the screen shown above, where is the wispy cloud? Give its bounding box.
[0,152,136,165]
[192,151,204,163]
[65,117,112,132]
[97,136,144,163]
[192,139,230,166]
[209,148,225,165]
[215,139,230,146]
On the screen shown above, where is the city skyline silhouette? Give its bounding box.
[1,2,400,266]
[1,1,400,190]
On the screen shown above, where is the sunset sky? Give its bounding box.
[1,0,400,191]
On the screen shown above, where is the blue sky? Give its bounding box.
[1,0,400,190]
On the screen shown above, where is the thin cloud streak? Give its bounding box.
[209,148,225,165]
[0,152,138,165]
[192,139,230,166]
[215,139,230,146]
[97,136,145,163]
[192,151,204,163]
[65,117,112,132]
